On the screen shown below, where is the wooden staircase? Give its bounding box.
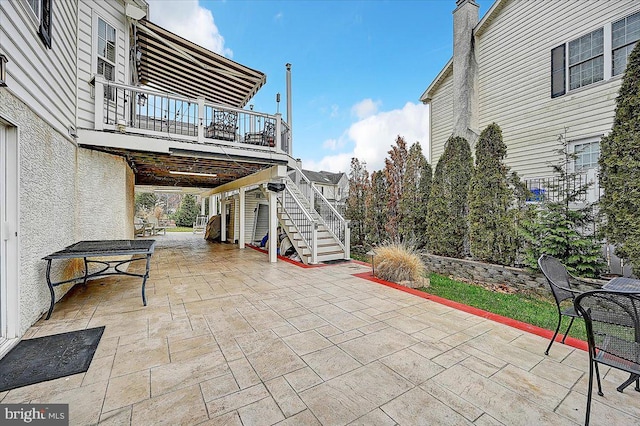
[265,179,348,265]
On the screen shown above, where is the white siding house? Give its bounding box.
[0,0,134,355]
[0,0,350,353]
[421,0,640,181]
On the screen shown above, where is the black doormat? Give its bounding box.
[0,326,105,392]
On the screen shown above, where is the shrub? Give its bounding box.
[174,194,200,227]
[374,243,426,284]
[426,136,473,257]
[468,123,519,265]
[520,135,604,278]
[599,40,640,275]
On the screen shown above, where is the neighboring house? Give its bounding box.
[421,0,640,201]
[301,169,348,212]
[0,0,348,356]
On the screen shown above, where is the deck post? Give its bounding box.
[268,188,277,263]
[239,187,245,249]
[94,75,105,131]
[197,98,205,144]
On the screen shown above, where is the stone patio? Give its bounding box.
[1,233,638,425]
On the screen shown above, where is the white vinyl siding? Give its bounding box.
[77,0,128,129]
[0,0,77,138]
[428,73,454,166]
[473,0,639,180]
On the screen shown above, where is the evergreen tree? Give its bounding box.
[468,123,518,265]
[345,158,369,246]
[426,136,473,258]
[366,170,388,245]
[384,136,409,242]
[599,41,640,275]
[399,142,431,247]
[135,192,158,215]
[521,135,604,277]
[174,194,200,227]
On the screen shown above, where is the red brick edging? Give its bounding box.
[351,271,588,352]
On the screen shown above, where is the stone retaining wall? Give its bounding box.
[420,254,606,293]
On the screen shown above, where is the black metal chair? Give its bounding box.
[574,290,640,426]
[538,254,583,355]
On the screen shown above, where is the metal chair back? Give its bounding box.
[574,290,640,425]
[538,254,575,304]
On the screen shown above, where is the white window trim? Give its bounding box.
[568,136,601,174]
[20,0,41,26]
[565,27,609,92]
[556,9,640,97]
[91,12,118,81]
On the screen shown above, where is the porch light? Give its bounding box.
[137,93,147,107]
[169,170,218,178]
[0,54,8,87]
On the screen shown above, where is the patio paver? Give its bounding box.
[2,233,639,425]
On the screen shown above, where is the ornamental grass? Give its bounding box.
[374,243,426,286]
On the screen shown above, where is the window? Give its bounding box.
[96,17,116,99]
[24,0,51,48]
[572,140,600,172]
[569,29,604,90]
[613,11,640,76]
[551,10,640,97]
[26,0,40,19]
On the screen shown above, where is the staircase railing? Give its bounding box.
[287,168,350,258]
[278,185,318,264]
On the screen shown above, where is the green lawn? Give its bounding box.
[165,226,194,232]
[421,273,587,341]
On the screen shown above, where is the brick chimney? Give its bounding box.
[452,0,479,143]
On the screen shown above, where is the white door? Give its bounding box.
[0,122,19,357]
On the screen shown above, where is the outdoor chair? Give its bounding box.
[147,216,166,236]
[538,254,584,355]
[244,120,276,147]
[205,110,238,142]
[193,215,208,234]
[574,290,640,426]
[134,218,147,237]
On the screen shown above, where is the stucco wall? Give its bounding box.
[1,89,133,335]
[1,89,76,332]
[76,148,133,240]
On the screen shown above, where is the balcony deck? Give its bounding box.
[80,80,293,188]
[2,233,638,425]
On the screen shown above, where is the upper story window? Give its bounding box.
[97,18,116,82]
[26,0,41,19]
[552,10,640,97]
[613,11,640,76]
[568,29,604,90]
[24,0,51,48]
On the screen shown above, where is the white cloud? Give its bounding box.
[146,0,232,57]
[303,102,430,173]
[322,138,339,150]
[351,98,381,120]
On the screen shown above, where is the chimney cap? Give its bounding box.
[456,0,478,6]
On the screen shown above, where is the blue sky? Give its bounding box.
[147,0,491,172]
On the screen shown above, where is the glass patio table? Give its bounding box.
[42,240,155,320]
